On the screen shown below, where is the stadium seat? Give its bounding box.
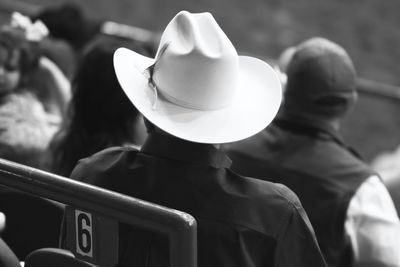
[0,237,21,267]
[24,248,95,267]
[0,189,64,260]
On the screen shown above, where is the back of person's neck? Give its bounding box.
[277,111,341,132]
[151,129,221,149]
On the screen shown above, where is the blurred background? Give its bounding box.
[1,0,399,162]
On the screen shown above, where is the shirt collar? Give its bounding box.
[140,132,232,169]
[275,113,342,142]
[274,114,364,160]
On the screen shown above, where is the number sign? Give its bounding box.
[75,210,93,257]
[65,206,119,266]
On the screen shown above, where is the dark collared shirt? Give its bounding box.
[71,133,327,267]
[224,118,374,267]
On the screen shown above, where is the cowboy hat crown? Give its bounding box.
[153,11,239,110]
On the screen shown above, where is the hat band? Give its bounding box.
[160,86,230,111]
[146,78,229,111]
[146,63,233,111]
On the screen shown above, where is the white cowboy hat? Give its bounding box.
[113,10,282,144]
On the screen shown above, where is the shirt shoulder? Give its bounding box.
[345,175,400,265]
[226,170,307,236]
[70,146,139,181]
[348,175,398,218]
[232,169,303,209]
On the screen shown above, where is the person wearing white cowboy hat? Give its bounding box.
[67,11,327,267]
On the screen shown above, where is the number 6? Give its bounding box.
[75,210,93,257]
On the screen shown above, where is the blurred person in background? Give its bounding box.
[0,13,68,258]
[31,2,104,81]
[224,37,400,267]
[33,3,103,53]
[47,39,149,177]
[63,11,327,267]
[36,32,78,82]
[0,12,70,168]
[33,2,158,80]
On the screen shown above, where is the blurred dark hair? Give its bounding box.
[49,39,149,176]
[71,41,139,130]
[33,3,103,50]
[0,26,41,74]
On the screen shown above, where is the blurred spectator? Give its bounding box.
[31,3,102,81]
[38,36,78,81]
[47,39,149,177]
[33,3,157,67]
[62,11,327,267]
[224,37,400,267]
[33,3,103,52]
[0,12,70,168]
[32,3,159,83]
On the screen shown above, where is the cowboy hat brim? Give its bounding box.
[114,47,282,144]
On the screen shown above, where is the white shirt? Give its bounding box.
[0,212,5,233]
[371,146,400,185]
[345,175,400,267]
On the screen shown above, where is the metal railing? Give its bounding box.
[356,78,400,101]
[0,158,197,267]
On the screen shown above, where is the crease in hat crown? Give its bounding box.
[152,10,240,111]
